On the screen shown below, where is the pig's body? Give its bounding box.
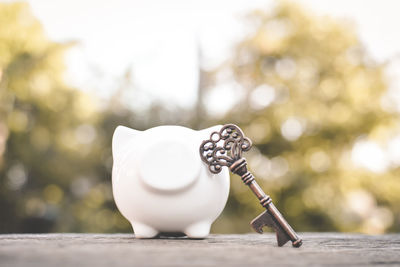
[112,125,230,238]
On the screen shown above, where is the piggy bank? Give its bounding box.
[112,125,230,238]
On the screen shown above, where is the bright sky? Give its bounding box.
[9,0,400,110]
[17,0,271,108]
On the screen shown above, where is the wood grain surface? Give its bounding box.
[0,233,399,266]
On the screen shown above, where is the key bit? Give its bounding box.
[199,124,302,247]
[251,210,290,247]
[251,210,302,247]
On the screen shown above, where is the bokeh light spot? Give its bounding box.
[351,139,388,173]
[6,163,27,190]
[249,84,276,110]
[281,117,304,141]
[75,124,97,145]
[43,184,64,204]
[309,150,331,173]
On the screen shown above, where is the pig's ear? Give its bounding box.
[198,125,222,140]
[112,126,140,162]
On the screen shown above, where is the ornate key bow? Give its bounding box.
[199,124,302,247]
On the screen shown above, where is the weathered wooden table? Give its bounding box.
[0,233,399,266]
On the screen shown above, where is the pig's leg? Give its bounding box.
[132,222,158,238]
[184,221,211,239]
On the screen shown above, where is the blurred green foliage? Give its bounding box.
[211,2,400,234]
[0,2,399,234]
[0,2,128,232]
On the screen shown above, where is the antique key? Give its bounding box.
[199,124,302,247]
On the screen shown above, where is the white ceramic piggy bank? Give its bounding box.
[112,125,230,238]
